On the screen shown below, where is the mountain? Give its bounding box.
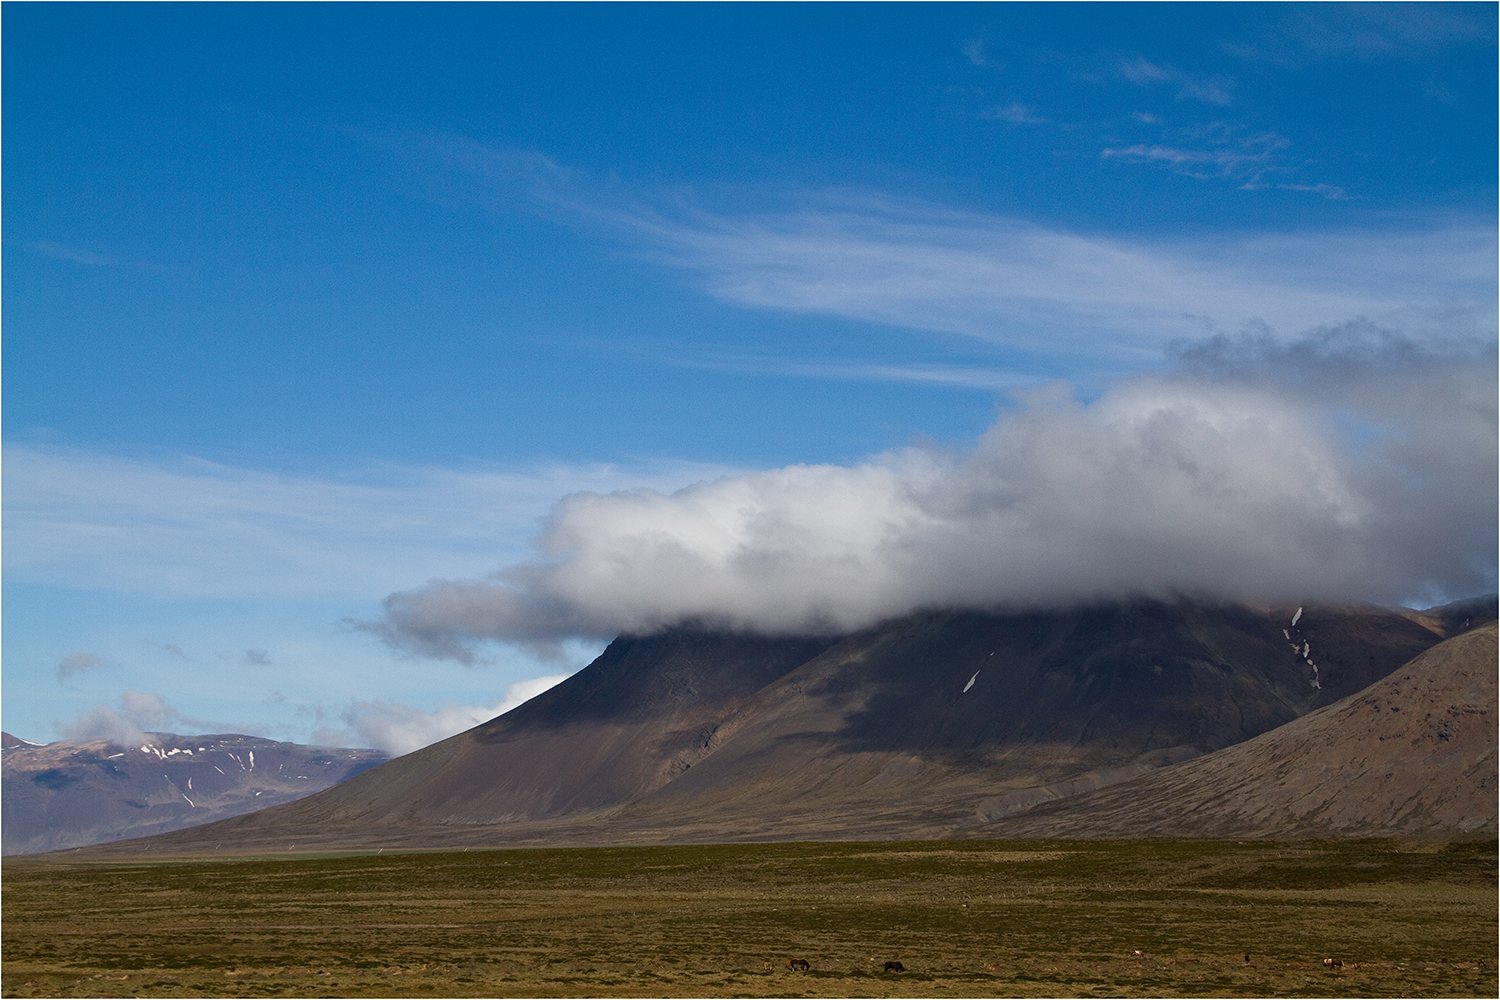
[551,598,1477,842]
[1399,594,1496,638]
[1,732,387,854]
[74,596,1490,856]
[990,620,1494,839]
[215,632,838,829]
[983,621,1498,839]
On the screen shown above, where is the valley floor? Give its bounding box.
[2,838,1494,999]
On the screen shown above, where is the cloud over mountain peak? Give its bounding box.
[371,330,1497,662]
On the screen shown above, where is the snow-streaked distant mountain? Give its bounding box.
[1,732,387,854]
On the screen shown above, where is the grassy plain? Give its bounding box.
[2,838,1494,998]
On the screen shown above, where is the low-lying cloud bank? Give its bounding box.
[314,674,572,756]
[52,677,574,756]
[369,327,1497,662]
[59,691,195,748]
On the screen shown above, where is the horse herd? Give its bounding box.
[768,958,905,972]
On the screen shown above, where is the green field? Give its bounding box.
[3,838,1494,998]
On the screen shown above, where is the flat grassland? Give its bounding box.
[2,838,1494,998]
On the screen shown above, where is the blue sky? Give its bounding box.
[5,3,1495,753]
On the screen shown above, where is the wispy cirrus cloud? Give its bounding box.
[961,36,992,68]
[1101,130,1289,185]
[983,102,1047,124]
[606,193,1493,360]
[29,241,117,267]
[1118,57,1233,105]
[1224,4,1493,66]
[28,240,168,272]
[1100,124,1350,198]
[652,353,1041,392]
[404,136,1493,370]
[1275,183,1349,200]
[347,133,1497,388]
[3,446,735,603]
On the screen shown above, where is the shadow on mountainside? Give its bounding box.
[823,601,1444,764]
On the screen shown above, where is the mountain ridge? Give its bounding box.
[984,620,1498,838]
[59,595,1493,856]
[2,732,388,854]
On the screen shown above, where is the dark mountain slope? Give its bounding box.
[243,631,836,828]
[1400,594,1499,640]
[72,598,1459,855]
[984,621,1498,839]
[598,600,1446,839]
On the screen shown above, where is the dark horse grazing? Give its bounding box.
[884,961,906,972]
[786,958,810,971]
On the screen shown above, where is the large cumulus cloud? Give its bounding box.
[368,328,1496,662]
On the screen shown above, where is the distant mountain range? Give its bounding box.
[1,732,387,854]
[62,595,1495,857]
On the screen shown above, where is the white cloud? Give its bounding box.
[1101,138,1285,179]
[1118,58,1233,105]
[55,652,108,682]
[3,448,734,603]
[983,102,1047,124]
[651,351,1040,392]
[29,241,116,267]
[1226,5,1493,65]
[315,673,572,756]
[54,691,312,747]
[59,690,183,746]
[370,329,1496,660]
[386,136,1496,368]
[631,196,1491,361]
[1275,183,1349,200]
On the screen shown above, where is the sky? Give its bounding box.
[5,3,1496,755]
